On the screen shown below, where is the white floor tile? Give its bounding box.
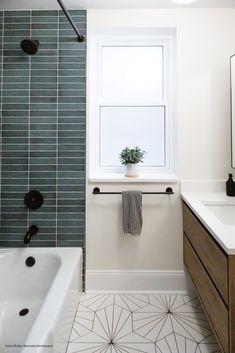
[67,293,221,353]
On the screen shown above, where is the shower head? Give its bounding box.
[20,39,39,55]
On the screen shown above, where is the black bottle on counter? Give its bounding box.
[226,173,235,196]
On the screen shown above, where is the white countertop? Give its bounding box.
[181,192,235,255]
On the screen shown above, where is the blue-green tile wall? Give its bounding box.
[0,10,86,267]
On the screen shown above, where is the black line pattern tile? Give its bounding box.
[0,10,86,285]
[67,294,221,353]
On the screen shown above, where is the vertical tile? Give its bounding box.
[0,11,30,241]
[0,9,86,288]
[28,10,58,242]
[57,10,86,251]
[0,12,3,223]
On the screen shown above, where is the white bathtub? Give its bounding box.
[0,247,82,353]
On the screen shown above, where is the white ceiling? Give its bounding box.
[1,0,235,10]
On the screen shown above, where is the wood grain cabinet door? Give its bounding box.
[184,235,229,353]
[183,204,228,305]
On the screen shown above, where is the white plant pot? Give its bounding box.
[125,163,139,178]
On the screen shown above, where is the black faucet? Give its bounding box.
[24,225,39,244]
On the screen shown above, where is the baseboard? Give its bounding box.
[86,270,194,293]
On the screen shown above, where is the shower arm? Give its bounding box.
[57,0,85,42]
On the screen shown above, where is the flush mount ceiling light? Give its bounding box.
[170,0,198,3]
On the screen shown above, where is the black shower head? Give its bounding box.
[20,39,39,55]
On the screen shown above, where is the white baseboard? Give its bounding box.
[86,270,194,293]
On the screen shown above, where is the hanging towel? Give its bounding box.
[122,190,143,235]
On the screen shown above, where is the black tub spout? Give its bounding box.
[24,225,39,244]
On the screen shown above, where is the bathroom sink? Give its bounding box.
[203,203,235,226]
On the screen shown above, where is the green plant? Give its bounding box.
[119,146,146,165]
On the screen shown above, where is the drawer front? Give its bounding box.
[184,235,229,353]
[183,203,228,304]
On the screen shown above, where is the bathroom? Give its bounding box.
[0,0,234,352]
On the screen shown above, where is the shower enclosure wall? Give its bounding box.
[0,10,86,281]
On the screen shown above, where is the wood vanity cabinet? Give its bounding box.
[183,202,235,353]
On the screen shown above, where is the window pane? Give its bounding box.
[100,106,165,167]
[101,46,163,103]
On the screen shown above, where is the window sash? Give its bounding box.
[89,34,175,177]
[100,45,165,104]
[99,105,166,168]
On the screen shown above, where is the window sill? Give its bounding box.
[89,173,178,183]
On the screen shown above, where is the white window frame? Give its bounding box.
[88,31,176,182]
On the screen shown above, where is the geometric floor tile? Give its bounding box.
[67,294,221,353]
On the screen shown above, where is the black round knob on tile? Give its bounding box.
[24,190,44,210]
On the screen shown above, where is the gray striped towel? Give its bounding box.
[122,190,143,235]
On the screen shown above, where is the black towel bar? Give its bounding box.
[92,187,174,195]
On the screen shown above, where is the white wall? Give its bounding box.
[86,9,235,281]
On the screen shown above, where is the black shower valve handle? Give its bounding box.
[24,190,44,210]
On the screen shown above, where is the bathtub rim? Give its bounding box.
[0,247,82,353]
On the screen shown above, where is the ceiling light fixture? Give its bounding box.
[170,0,198,4]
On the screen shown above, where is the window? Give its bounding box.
[89,31,176,181]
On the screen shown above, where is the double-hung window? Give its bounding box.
[89,31,176,181]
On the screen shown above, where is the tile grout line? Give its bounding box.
[0,11,4,229]
[55,9,59,247]
[0,10,86,252]
[83,11,87,292]
[27,11,31,233]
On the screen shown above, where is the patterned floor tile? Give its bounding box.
[67,293,221,353]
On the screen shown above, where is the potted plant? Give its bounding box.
[119,146,146,177]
